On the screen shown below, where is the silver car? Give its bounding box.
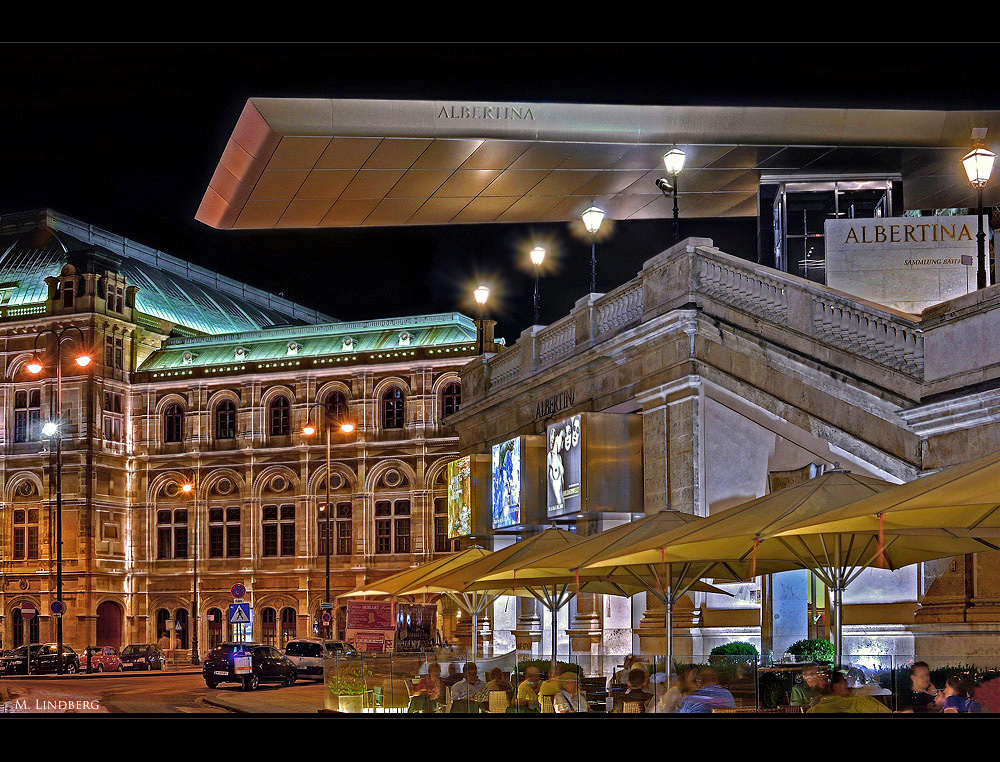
[283,638,358,680]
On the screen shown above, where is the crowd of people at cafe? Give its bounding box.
[405,655,988,713]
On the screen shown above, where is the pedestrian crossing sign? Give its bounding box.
[229,602,251,625]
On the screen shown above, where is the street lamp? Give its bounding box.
[663,149,686,245]
[303,403,355,634]
[529,246,546,325]
[581,206,605,294]
[962,145,996,290]
[28,326,91,675]
[473,285,490,354]
[179,479,200,664]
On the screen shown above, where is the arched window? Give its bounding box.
[155,609,170,643]
[381,386,404,429]
[269,395,290,437]
[13,389,41,443]
[12,606,40,647]
[174,608,189,650]
[261,607,277,647]
[208,608,223,649]
[324,391,348,425]
[215,399,236,440]
[280,607,297,646]
[163,403,184,443]
[157,508,187,559]
[442,382,462,418]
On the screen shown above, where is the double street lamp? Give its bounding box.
[27,326,91,676]
[303,404,355,635]
[962,144,997,290]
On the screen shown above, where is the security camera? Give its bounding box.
[655,177,672,193]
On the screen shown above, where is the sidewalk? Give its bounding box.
[202,683,325,714]
[1,666,203,680]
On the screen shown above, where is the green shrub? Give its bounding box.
[786,639,835,663]
[759,670,796,708]
[326,661,371,696]
[710,641,759,657]
[515,659,583,680]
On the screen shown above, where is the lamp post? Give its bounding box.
[962,145,996,290]
[581,206,605,294]
[663,149,687,245]
[304,403,355,636]
[180,480,200,664]
[29,326,91,676]
[473,285,490,355]
[529,246,546,325]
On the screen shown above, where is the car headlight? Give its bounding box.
[136,657,146,663]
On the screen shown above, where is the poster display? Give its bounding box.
[345,600,395,652]
[546,414,582,516]
[491,437,522,529]
[447,456,472,538]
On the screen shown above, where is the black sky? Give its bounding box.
[3,42,1000,340]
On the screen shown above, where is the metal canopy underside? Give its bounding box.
[196,99,1000,230]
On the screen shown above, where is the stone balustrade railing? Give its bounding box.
[477,237,1000,398]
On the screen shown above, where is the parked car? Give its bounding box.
[284,638,358,680]
[203,642,297,691]
[81,646,123,672]
[119,643,166,671]
[0,643,79,675]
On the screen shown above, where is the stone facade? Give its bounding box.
[448,237,1000,662]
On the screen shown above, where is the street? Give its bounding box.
[0,671,326,714]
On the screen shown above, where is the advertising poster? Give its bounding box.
[345,600,394,651]
[491,437,521,529]
[447,456,472,538]
[395,603,438,652]
[547,414,582,516]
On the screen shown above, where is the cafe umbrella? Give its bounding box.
[502,510,787,678]
[585,470,904,664]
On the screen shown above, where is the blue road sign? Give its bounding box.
[50,600,65,617]
[229,602,251,625]
[231,583,246,599]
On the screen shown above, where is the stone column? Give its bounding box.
[511,597,542,655]
[567,593,602,675]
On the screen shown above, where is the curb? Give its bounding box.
[0,667,203,681]
[201,695,249,714]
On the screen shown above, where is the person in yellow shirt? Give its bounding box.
[808,670,890,714]
[538,662,565,700]
[513,666,541,712]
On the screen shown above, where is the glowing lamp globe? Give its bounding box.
[26,358,43,374]
[75,355,92,368]
[42,421,59,437]
[963,147,996,188]
[529,246,546,267]
[581,206,605,235]
[663,148,687,176]
[473,285,490,306]
[302,424,316,436]
[340,422,356,434]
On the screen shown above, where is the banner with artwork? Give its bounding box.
[345,600,395,652]
[492,437,522,529]
[447,456,472,538]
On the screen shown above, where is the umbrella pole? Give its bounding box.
[834,534,843,665]
[471,593,478,663]
[665,585,674,689]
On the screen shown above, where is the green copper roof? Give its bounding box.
[138,313,477,370]
[0,210,335,335]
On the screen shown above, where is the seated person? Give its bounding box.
[656,666,699,714]
[485,667,514,704]
[553,671,591,713]
[409,662,444,713]
[942,673,981,713]
[678,668,737,713]
[441,662,464,688]
[609,655,637,688]
[449,663,489,713]
[539,662,566,701]
[808,670,890,714]
[513,667,542,712]
[790,664,828,709]
[897,661,939,713]
[612,668,655,713]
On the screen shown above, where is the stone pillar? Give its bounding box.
[511,597,542,655]
[567,593,602,675]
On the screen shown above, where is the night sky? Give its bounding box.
[3,42,999,340]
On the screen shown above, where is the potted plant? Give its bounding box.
[786,638,835,664]
[325,661,370,713]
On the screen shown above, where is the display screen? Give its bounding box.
[546,414,582,516]
[447,456,473,538]
[491,437,521,529]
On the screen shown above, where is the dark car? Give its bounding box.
[119,643,166,671]
[0,643,79,675]
[203,642,297,691]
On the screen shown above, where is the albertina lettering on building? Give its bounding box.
[843,222,975,245]
[437,104,535,121]
[535,390,576,420]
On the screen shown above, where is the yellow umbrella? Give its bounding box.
[468,513,735,676]
[586,471,901,664]
[338,547,492,599]
[398,527,649,668]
